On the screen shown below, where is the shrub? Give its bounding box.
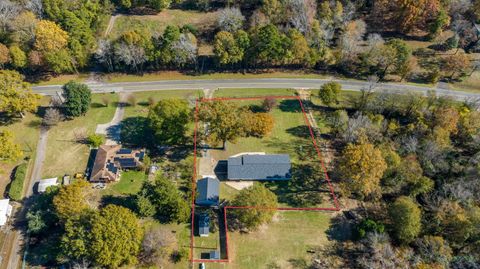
[87,134,105,148]
[9,163,27,201]
[354,219,385,240]
[262,97,277,112]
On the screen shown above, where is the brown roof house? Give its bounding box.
[90,145,146,183]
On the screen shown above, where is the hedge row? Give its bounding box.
[9,163,27,201]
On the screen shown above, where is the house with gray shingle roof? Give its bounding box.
[227,153,292,180]
[196,177,220,206]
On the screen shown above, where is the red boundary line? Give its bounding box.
[190,95,340,264]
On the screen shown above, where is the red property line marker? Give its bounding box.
[190,95,341,265]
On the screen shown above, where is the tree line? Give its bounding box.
[0,0,478,83]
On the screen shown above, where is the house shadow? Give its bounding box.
[214,160,228,180]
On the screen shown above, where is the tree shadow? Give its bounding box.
[101,194,137,212]
[326,213,354,242]
[120,116,154,148]
[91,103,106,108]
[286,125,311,138]
[278,100,302,113]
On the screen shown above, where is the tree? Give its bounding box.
[0,70,40,118]
[140,176,190,223]
[415,236,452,268]
[139,227,176,266]
[198,101,245,149]
[319,82,341,106]
[0,43,10,68]
[262,97,277,112]
[0,131,22,162]
[213,31,244,65]
[244,112,274,137]
[339,140,387,198]
[10,11,38,46]
[230,184,278,230]
[86,134,104,148]
[217,7,245,32]
[53,180,91,221]
[286,29,311,66]
[9,46,27,69]
[388,196,422,244]
[250,24,288,65]
[44,49,75,73]
[42,108,64,127]
[148,98,191,145]
[441,52,471,80]
[62,81,92,118]
[284,0,317,34]
[171,33,197,67]
[90,205,143,268]
[34,20,69,52]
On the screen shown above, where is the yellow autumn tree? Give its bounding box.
[339,140,387,198]
[0,131,23,163]
[0,70,40,118]
[53,180,91,221]
[34,20,69,52]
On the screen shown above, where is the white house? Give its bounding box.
[37,178,59,193]
[0,199,13,226]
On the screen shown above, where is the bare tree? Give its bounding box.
[139,228,176,266]
[42,108,64,127]
[0,0,20,33]
[25,0,43,18]
[114,42,147,72]
[285,0,316,34]
[126,94,137,107]
[217,7,245,32]
[96,39,114,72]
[102,96,110,107]
[366,33,384,52]
[172,33,197,67]
[339,19,366,63]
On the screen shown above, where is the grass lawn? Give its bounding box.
[108,9,218,39]
[31,74,89,86]
[450,70,480,93]
[41,93,119,178]
[101,170,147,196]
[196,210,333,269]
[214,88,296,98]
[105,70,330,83]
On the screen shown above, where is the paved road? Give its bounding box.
[33,78,480,101]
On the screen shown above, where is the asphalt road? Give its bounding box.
[33,78,480,101]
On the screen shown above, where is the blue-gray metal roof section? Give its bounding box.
[227,154,292,180]
[196,177,220,206]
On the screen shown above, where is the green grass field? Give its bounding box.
[108,9,218,39]
[213,88,296,98]
[105,71,329,83]
[195,210,333,269]
[101,170,147,196]
[41,93,119,178]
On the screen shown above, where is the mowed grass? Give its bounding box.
[41,93,119,178]
[105,70,329,83]
[32,74,89,86]
[108,9,218,39]
[101,170,147,196]
[197,211,333,269]
[451,70,480,93]
[214,88,296,98]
